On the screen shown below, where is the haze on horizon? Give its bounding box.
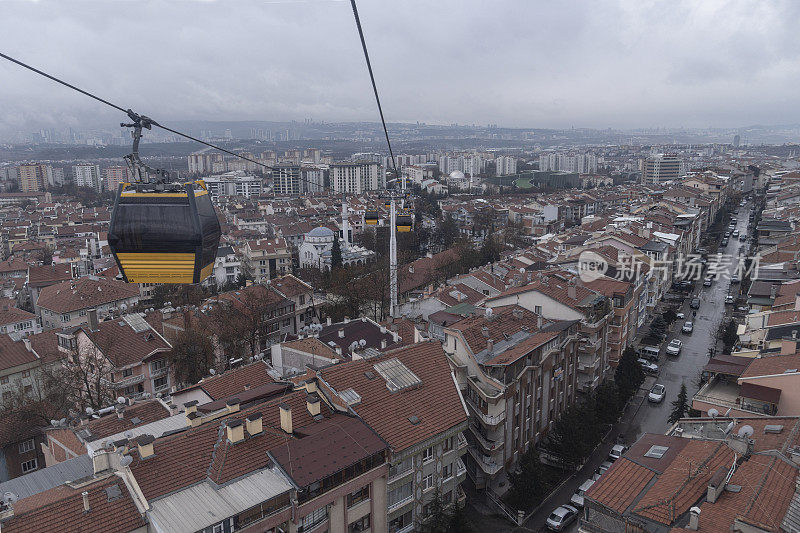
[1,0,798,136]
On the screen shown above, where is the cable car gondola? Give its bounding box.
[396,211,413,232]
[365,210,379,225]
[107,114,221,284]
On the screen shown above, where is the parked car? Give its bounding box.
[682,321,694,334]
[690,298,701,309]
[703,277,713,287]
[546,505,579,531]
[637,358,659,374]
[676,312,685,319]
[608,444,628,461]
[721,238,729,247]
[666,339,682,356]
[739,235,747,242]
[732,230,740,237]
[725,295,735,304]
[731,276,740,284]
[648,383,666,403]
[640,345,661,361]
[570,479,596,508]
[737,305,749,313]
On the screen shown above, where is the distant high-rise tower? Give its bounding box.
[641,154,683,185]
[733,134,741,148]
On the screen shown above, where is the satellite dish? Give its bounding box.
[359,339,366,347]
[86,407,94,415]
[119,455,133,467]
[124,431,134,439]
[707,408,719,419]
[117,397,126,404]
[519,267,525,273]
[209,368,216,375]
[485,308,493,317]
[120,303,127,310]
[4,492,18,504]
[738,425,754,438]
[50,419,58,426]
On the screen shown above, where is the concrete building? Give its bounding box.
[330,161,382,194]
[104,166,130,191]
[641,154,684,185]
[203,171,262,200]
[495,156,517,177]
[72,164,102,192]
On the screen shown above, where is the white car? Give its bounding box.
[609,444,627,461]
[637,358,659,374]
[676,312,685,319]
[570,479,596,508]
[666,339,682,356]
[546,505,579,531]
[682,321,694,334]
[648,383,666,403]
[725,295,735,304]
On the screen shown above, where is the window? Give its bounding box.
[442,463,453,480]
[21,370,29,378]
[1,376,7,384]
[442,436,453,453]
[443,490,453,505]
[122,368,133,378]
[154,376,168,390]
[347,485,369,507]
[422,473,434,492]
[23,385,32,394]
[348,514,370,533]
[212,524,224,533]
[150,360,165,373]
[388,481,412,508]
[299,295,305,305]
[300,505,328,531]
[21,458,37,473]
[19,439,35,454]
[389,510,412,531]
[534,305,542,315]
[61,313,70,322]
[422,446,434,464]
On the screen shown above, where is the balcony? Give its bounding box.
[388,494,413,513]
[102,373,144,389]
[457,432,468,450]
[150,366,168,378]
[466,400,506,426]
[456,458,467,478]
[468,447,503,475]
[387,465,413,485]
[469,425,503,453]
[393,525,414,533]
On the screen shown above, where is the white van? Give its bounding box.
[640,345,660,361]
[570,479,596,508]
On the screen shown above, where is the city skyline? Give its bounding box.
[1,0,799,137]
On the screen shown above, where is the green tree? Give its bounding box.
[547,401,601,468]
[722,319,738,354]
[663,308,677,324]
[420,489,451,533]
[508,448,549,508]
[593,380,622,425]
[437,214,459,248]
[168,327,217,386]
[615,346,645,401]
[668,383,689,424]
[331,235,343,269]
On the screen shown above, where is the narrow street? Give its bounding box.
[466,201,753,533]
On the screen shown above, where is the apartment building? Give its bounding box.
[485,273,612,392]
[584,276,641,365]
[35,277,140,330]
[243,237,292,282]
[443,305,580,491]
[314,341,469,532]
[330,161,382,194]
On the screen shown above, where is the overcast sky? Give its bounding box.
[1,0,799,134]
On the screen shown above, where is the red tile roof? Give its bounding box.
[1,476,146,533]
[83,318,171,368]
[194,361,275,401]
[586,457,655,514]
[447,305,546,355]
[81,400,171,442]
[741,354,800,379]
[27,264,72,288]
[318,341,468,452]
[0,335,38,372]
[37,278,139,313]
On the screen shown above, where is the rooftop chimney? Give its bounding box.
[279,403,293,434]
[82,491,90,513]
[707,467,727,503]
[338,329,345,338]
[568,285,577,300]
[381,339,387,349]
[186,411,202,428]
[795,292,800,312]
[487,339,494,353]
[335,345,342,356]
[307,394,321,417]
[688,507,701,531]
[115,405,124,420]
[183,400,198,415]
[481,326,490,337]
[512,307,523,319]
[327,317,332,326]
[226,419,245,444]
[246,412,263,436]
[88,308,99,331]
[226,397,240,413]
[537,316,543,329]
[136,434,155,459]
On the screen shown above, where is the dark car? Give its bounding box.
[690,298,701,309]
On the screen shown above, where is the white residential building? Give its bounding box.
[72,164,102,192]
[330,161,382,194]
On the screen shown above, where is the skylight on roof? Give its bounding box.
[123,313,150,333]
[644,445,669,459]
[340,388,362,406]
[373,357,422,393]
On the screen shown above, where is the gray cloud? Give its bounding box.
[1,0,799,132]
